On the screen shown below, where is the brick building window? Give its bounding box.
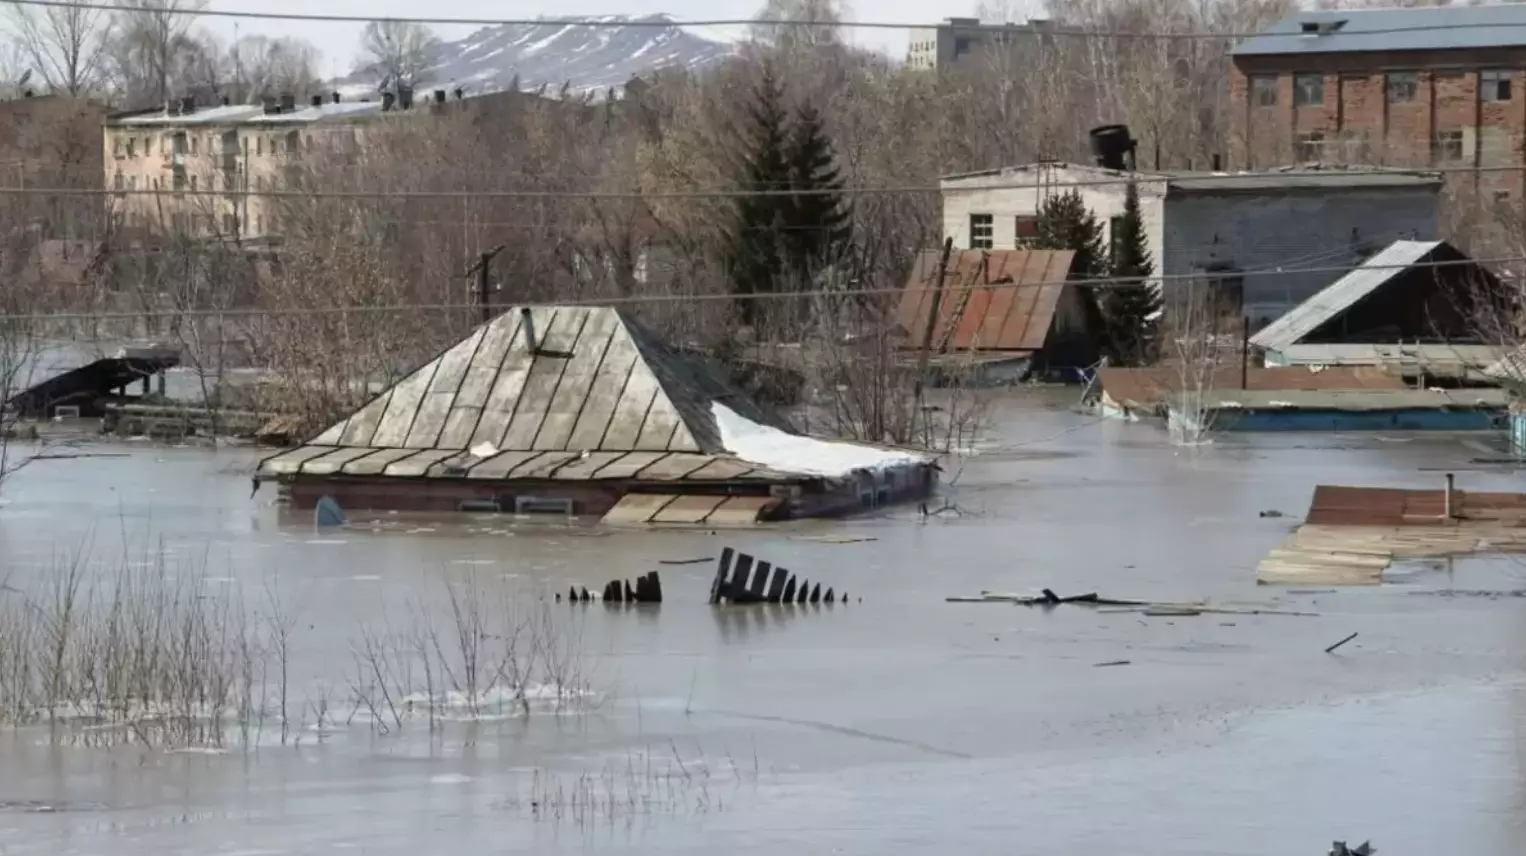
[1015,215,1039,240]
[1295,132,1326,161]
[1294,73,1324,107]
[1251,74,1277,106]
[1386,72,1418,103]
[1435,130,1465,163]
[1482,69,1515,102]
[969,213,994,248]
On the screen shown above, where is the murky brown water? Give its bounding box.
[2,389,1526,853]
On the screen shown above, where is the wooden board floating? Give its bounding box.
[707,547,843,606]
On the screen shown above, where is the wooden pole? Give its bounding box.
[912,237,954,441]
[1241,314,1250,390]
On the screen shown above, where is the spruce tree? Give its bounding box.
[1103,181,1163,365]
[726,64,792,328]
[783,102,852,283]
[1027,189,1107,280]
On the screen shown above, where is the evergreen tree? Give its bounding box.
[1103,181,1163,365]
[725,63,792,328]
[783,102,852,284]
[1027,189,1107,280]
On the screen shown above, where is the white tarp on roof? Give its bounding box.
[1250,240,1443,352]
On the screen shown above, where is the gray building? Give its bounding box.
[906,17,1052,71]
[938,162,1443,327]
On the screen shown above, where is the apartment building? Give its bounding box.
[0,93,106,235]
[104,93,385,239]
[906,17,1052,71]
[1230,5,1526,199]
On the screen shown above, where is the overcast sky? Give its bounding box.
[197,0,1008,78]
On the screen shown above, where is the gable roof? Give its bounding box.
[895,249,1075,352]
[1250,240,1451,352]
[1232,5,1526,57]
[304,304,787,456]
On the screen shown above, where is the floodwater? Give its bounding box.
[2,389,1526,854]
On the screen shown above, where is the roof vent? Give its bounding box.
[1300,19,1346,35]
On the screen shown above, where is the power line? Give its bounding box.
[7,252,1521,322]
[1,0,1521,41]
[26,163,1526,200]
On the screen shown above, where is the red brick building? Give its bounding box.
[1230,6,1526,200]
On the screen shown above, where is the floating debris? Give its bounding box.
[563,571,663,605]
[315,495,345,528]
[658,556,714,566]
[947,589,1316,617]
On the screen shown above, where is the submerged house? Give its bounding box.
[255,305,937,523]
[894,248,1101,382]
[1251,240,1506,381]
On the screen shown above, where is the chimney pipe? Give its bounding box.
[397,84,413,110]
[520,307,537,353]
[381,91,395,112]
[311,94,323,107]
[262,95,278,115]
[332,92,341,103]
[433,89,445,104]
[181,95,195,114]
[1211,153,1222,171]
[1089,124,1136,172]
[453,87,463,101]
[221,95,230,106]
[279,93,295,113]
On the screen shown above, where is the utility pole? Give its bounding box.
[467,244,506,324]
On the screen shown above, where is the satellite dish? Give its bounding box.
[16,69,32,87]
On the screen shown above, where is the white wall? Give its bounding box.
[940,163,1167,274]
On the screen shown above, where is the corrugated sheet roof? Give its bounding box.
[896,249,1075,352]
[1098,366,1403,409]
[1271,343,1505,371]
[300,305,787,456]
[1250,240,1445,351]
[1232,5,1526,56]
[256,446,803,482]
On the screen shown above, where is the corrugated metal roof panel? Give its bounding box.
[1233,5,1526,56]
[636,453,714,481]
[552,451,630,480]
[1306,484,1526,527]
[591,451,668,479]
[300,446,377,475]
[260,445,337,475]
[1250,240,1443,351]
[341,447,419,476]
[896,249,1075,352]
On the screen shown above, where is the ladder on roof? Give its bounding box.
[935,253,988,355]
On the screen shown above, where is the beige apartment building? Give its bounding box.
[104,93,386,239]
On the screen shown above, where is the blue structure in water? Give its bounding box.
[1180,388,1510,433]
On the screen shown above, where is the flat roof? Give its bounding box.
[941,161,1442,192]
[1233,5,1526,57]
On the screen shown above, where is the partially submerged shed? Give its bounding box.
[895,248,1101,382]
[7,347,180,419]
[1251,240,1504,379]
[255,305,937,523]
[1093,365,1404,419]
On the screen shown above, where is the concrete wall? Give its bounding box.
[940,163,1169,269]
[1161,188,1440,326]
[1231,51,1526,198]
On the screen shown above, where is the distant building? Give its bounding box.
[1229,6,1526,199]
[906,17,1052,71]
[938,161,1443,327]
[103,87,520,240]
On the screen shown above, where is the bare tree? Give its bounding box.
[225,34,318,104]
[4,0,110,96]
[104,0,205,106]
[356,20,439,91]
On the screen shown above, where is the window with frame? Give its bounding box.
[1386,71,1418,103]
[1435,129,1465,163]
[1250,74,1278,107]
[125,138,135,157]
[172,171,186,191]
[969,213,994,249]
[1294,72,1324,107]
[1482,69,1515,102]
[1295,131,1326,161]
[1015,215,1039,240]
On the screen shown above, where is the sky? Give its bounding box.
[195,0,1015,78]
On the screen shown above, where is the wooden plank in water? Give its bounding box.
[651,494,727,524]
[601,494,678,524]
